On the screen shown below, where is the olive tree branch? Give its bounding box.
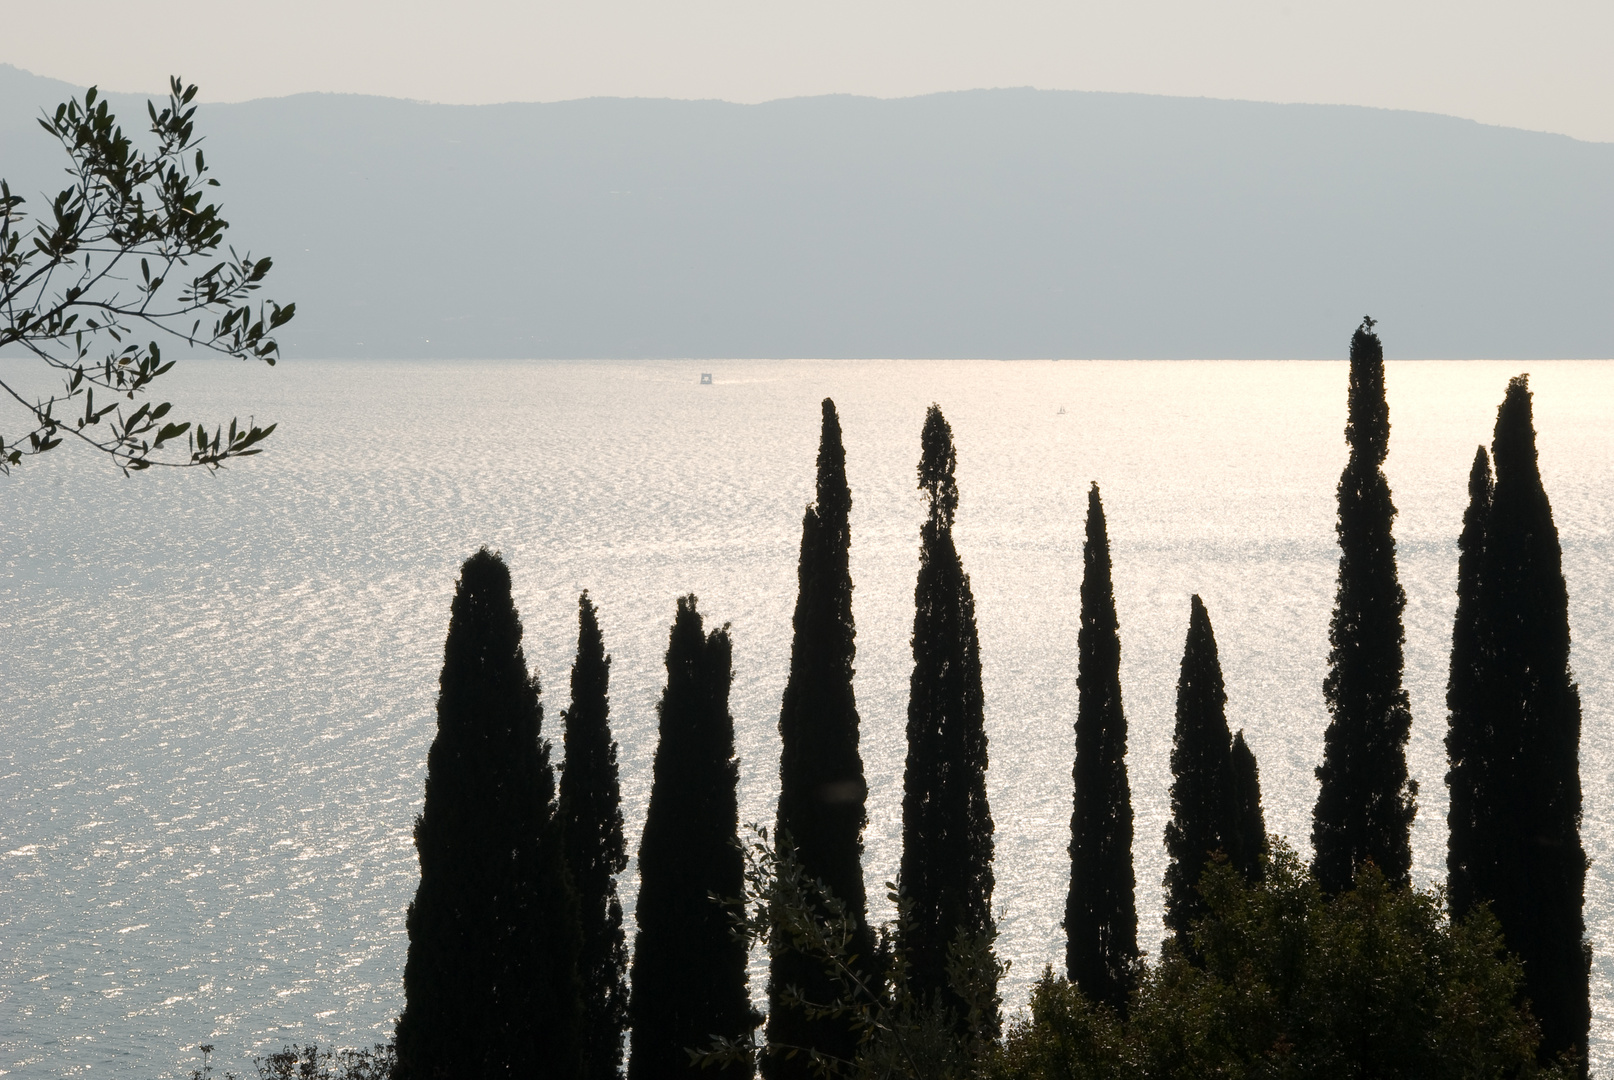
[0,77,292,475]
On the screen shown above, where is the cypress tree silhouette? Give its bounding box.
[1228,730,1267,882]
[766,399,872,1080]
[1065,483,1139,1013]
[396,549,581,1080]
[560,592,629,1080]
[900,405,998,1034]
[1162,595,1234,946]
[1461,378,1588,1070]
[1312,319,1416,893]
[629,596,756,1080]
[1445,446,1492,921]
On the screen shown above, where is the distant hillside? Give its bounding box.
[2,64,1611,359]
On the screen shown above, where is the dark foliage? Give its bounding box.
[396,549,581,1080]
[1228,731,1267,882]
[252,1043,396,1080]
[1450,377,1589,1071]
[1065,483,1139,1012]
[999,844,1567,1080]
[629,596,757,1080]
[1,79,291,473]
[1312,321,1416,892]
[901,405,999,1036]
[1445,445,1492,920]
[560,593,630,1080]
[1162,595,1234,946]
[713,829,1005,1080]
[767,399,874,1080]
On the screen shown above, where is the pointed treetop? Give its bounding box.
[577,589,603,654]
[1492,375,1540,488]
[1163,592,1234,942]
[817,398,851,518]
[1084,483,1110,574]
[663,595,709,688]
[1468,445,1493,499]
[918,404,958,528]
[1346,320,1389,466]
[1187,594,1217,660]
[564,589,611,746]
[1229,730,1267,881]
[564,590,610,738]
[1179,594,1226,715]
[438,547,530,712]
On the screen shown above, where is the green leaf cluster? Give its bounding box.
[703,827,1005,1080]
[999,842,1568,1080]
[185,1041,395,1080]
[253,1043,396,1080]
[1,77,291,473]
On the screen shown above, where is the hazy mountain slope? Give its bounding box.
[3,64,1610,358]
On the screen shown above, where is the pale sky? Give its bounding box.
[5,0,1613,142]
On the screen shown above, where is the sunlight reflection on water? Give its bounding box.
[2,357,1611,1077]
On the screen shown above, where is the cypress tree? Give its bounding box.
[1312,319,1416,893]
[900,405,998,1033]
[766,399,872,1079]
[560,592,629,1080]
[1228,731,1267,883]
[1444,446,1492,921]
[629,596,755,1080]
[1463,377,1588,1069]
[1065,483,1139,1013]
[1162,595,1234,945]
[396,549,581,1080]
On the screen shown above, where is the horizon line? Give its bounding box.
[4,62,1608,148]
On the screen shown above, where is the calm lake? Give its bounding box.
[3,358,1612,1077]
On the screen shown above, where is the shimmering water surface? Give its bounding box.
[2,358,1612,1078]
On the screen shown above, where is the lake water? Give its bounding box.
[2,358,1612,1078]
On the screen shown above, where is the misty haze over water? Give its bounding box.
[2,357,1612,1077]
[3,63,1613,362]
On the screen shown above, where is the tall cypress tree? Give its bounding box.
[629,596,755,1080]
[1228,730,1267,883]
[900,405,998,1033]
[396,549,581,1080]
[1444,446,1492,921]
[560,592,629,1080]
[1312,319,1416,893]
[767,399,872,1079]
[1162,595,1234,945]
[1461,378,1588,1070]
[1065,483,1139,1013]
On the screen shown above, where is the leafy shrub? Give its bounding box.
[701,827,1005,1080]
[998,842,1570,1080]
[186,1041,395,1080]
[254,1043,395,1080]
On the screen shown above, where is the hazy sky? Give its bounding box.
[5,0,1612,142]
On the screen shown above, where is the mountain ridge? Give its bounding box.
[3,63,1610,359]
[9,63,1609,146]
